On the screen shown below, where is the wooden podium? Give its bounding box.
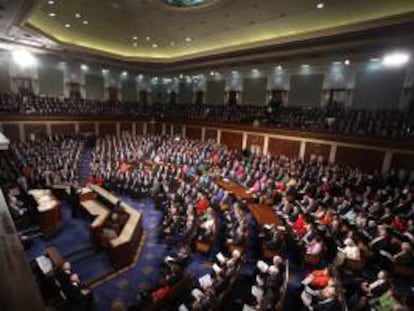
[29,189,62,234]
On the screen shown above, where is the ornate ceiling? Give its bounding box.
[24,0,414,62]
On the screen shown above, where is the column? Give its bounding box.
[132,123,136,136]
[143,123,147,135]
[170,125,174,136]
[328,144,337,164]
[182,125,186,138]
[46,123,52,136]
[242,132,248,150]
[94,122,99,136]
[162,124,166,135]
[75,122,80,134]
[381,150,393,176]
[201,127,206,142]
[19,123,25,141]
[217,129,222,144]
[116,122,121,137]
[299,140,306,160]
[263,135,269,155]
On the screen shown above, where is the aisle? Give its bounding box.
[78,143,94,185]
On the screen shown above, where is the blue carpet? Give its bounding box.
[92,197,167,311]
[79,145,93,185]
[25,201,113,283]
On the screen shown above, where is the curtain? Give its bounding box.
[289,74,324,107]
[242,77,267,105]
[206,80,225,105]
[85,75,105,100]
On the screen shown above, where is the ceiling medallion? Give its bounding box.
[161,0,217,9]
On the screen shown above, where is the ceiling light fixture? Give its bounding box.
[152,43,158,48]
[102,69,109,75]
[370,58,381,62]
[12,50,37,68]
[276,65,282,70]
[80,64,88,71]
[344,59,350,66]
[185,37,192,42]
[64,24,71,28]
[316,2,324,9]
[132,36,138,40]
[122,71,128,76]
[75,13,82,18]
[82,20,88,25]
[48,12,56,17]
[132,42,138,47]
[146,36,151,41]
[47,0,55,5]
[382,52,410,67]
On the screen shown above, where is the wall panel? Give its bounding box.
[304,142,331,162]
[173,125,182,135]
[289,74,324,107]
[99,123,116,135]
[391,153,414,171]
[38,65,64,96]
[120,122,132,133]
[247,134,264,151]
[24,123,47,139]
[2,123,19,141]
[186,127,202,140]
[206,80,225,105]
[79,123,95,133]
[205,129,217,142]
[85,75,104,100]
[242,77,267,106]
[336,146,383,172]
[268,137,300,158]
[353,69,405,110]
[121,79,137,102]
[51,123,75,135]
[221,131,243,150]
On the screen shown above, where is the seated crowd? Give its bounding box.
[1,131,414,310]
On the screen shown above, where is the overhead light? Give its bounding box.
[344,59,350,66]
[64,24,71,28]
[232,70,238,74]
[185,37,192,42]
[302,64,310,68]
[179,74,183,79]
[132,36,138,40]
[132,42,138,47]
[332,61,342,65]
[152,43,158,48]
[102,69,109,75]
[252,68,259,72]
[48,12,56,17]
[47,0,55,4]
[170,41,175,46]
[370,58,381,62]
[382,52,410,67]
[80,64,88,71]
[12,49,37,68]
[316,2,324,9]
[276,65,282,70]
[210,71,215,76]
[146,36,151,41]
[75,13,82,18]
[82,20,88,25]
[122,71,128,76]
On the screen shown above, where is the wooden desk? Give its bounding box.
[83,185,143,269]
[215,178,254,203]
[29,189,62,234]
[249,204,280,226]
[46,246,65,269]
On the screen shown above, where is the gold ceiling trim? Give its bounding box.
[24,12,414,65]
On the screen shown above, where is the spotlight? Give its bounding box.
[344,59,350,66]
[382,52,410,67]
[316,2,324,9]
[80,64,89,71]
[11,50,37,68]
